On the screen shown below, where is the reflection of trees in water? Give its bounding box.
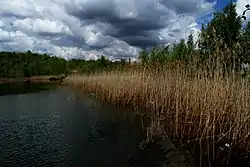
[0,82,57,96]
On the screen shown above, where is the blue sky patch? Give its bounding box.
[197,0,238,26]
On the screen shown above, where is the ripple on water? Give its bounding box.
[0,86,162,167]
[0,114,76,167]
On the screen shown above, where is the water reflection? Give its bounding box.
[0,83,164,167]
[0,82,57,96]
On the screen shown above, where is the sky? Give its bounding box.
[0,0,248,61]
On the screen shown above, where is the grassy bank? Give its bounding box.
[65,68,250,166]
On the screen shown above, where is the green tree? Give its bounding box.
[139,49,149,65]
[200,2,241,48]
[187,33,195,54]
[197,2,243,72]
[172,39,188,61]
[241,22,250,64]
[0,51,68,78]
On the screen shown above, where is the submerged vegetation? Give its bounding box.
[1,2,250,167]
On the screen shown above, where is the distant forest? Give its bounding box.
[0,50,68,78]
[0,50,128,78]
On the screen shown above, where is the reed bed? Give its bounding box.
[65,68,250,166]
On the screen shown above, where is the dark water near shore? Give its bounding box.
[0,82,165,167]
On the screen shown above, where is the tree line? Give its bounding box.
[0,50,68,78]
[67,56,129,74]
[139,2,250,76]
[0,50,129,78]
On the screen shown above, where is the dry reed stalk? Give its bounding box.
[65,68,250,165]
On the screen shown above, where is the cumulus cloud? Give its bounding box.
[13,18,73,36]
[0,0,216,60]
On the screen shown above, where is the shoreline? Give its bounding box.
[65,75,197,167]
[0,75,66,84]
[64,73,250,167]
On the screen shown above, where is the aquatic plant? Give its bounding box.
[65,68,250,166]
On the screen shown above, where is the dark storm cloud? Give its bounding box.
[65,1,172,48]
[0,0,216,60]
[65,0,213,49]
[50,36,85,48]
[158,0,200,14]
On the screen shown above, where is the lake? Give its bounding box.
[0,82,165,167]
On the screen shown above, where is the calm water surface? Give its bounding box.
[0,83,164,167]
